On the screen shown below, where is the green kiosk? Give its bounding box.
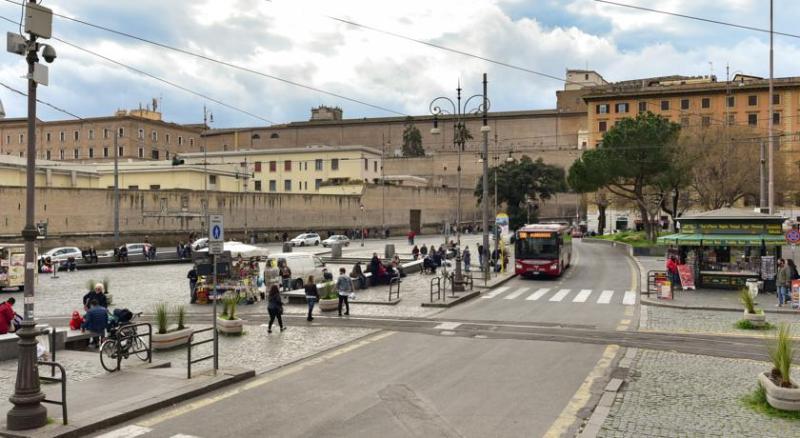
[657,208,785,290]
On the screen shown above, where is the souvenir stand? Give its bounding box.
[657,208,785,291]
[192,242,270,304]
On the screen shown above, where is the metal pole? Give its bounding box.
[113,132,120,247]
[8,10,47,427]
[767,0,774,213]
[243,157,248,243]
[212,253,218,372]
[760,141,767,210]
[452,84,464,292]
[361,206,365,247]
[381,134,385,235]
[481,73,490,285]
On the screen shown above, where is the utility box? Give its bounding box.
[25,3,52,39]
[282,243,293,253]
[385,244,395,259]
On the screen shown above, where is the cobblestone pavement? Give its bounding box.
[154,324,376,374]
[643,305,800,336]
[598,350,798,438]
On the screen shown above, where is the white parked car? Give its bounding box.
[191,238,209,251]
[40,246,82,262]
[289,233,321,247]
[266,252,326,289]
[321,235,350,247]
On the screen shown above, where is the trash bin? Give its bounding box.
[331,243,342,258]
[385,244,395,259]
[746,278,759,299]
[282,243,293,253]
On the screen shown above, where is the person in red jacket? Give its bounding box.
[0,298,16,335]
[666,256,680,289]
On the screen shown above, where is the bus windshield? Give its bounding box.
[515,235,559,259]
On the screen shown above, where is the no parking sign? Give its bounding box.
[786,229,800,244]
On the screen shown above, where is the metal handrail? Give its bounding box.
[38,360,67,425]
[430,276,442,302]
[114,322,153,372]
[389,277,401,301]
[187,327,215,379]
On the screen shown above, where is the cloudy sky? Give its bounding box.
[0,0,798,127]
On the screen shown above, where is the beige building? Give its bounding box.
[0,155,99,188]
[0,107,204,162]
[93,162,239,192]
[179,145,383,195]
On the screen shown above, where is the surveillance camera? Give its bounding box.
[41,44,56,63]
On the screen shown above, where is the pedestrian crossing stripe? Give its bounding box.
[526,288,551,301]
[95,425,201,438]
[482,287,634,305]
[481,286,510,299]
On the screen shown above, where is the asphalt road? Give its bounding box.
[89,240,634,438]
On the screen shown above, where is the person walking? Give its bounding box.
[187,267,198,304]
[336,267,354,316]
[463,246,471,272]
[477,244,484,270]
[279,261,292,291]
[776,258,790,307]
[304,275,319,321]
[81,299,108,348]
[266,285,285,333]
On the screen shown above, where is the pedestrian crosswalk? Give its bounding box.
[482,286,637,305]
[95,425,201,438]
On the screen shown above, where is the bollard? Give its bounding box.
[282,242,293,253]
[331,243,342,258]
[385,244,395,259]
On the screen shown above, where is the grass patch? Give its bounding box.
[742,383,800,420]
[592,231,666,248]
[735,319,774,330]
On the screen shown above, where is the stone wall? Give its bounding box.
[0,185,477,248]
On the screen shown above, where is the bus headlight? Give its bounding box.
[515,263,522,269]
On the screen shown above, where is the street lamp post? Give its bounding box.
[360,203,365,247]
[429,77,489,291]
[7,1,56,430]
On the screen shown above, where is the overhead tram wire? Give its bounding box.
[0,0,408,117]
[0,81,85,120]
[0,15,275,124]
[594,0,800,39]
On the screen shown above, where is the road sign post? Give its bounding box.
[208,214,223,372]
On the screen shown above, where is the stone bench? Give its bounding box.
[0,325,67,360]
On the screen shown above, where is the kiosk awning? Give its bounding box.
[762,234,787,246]
[700,234,764,246]
[657,233,703,246]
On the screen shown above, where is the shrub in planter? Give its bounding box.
[318,281,339,312]
[739,288,766,328]
[759,323,800,411]
[218,293,244,334]
[151,302,193,350]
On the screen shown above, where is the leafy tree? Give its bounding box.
[401,117,425,157]
[475,156,567,230]
[567,112,681,241]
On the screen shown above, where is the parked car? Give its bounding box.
[571,228,584,238]
[191,237,209,251]
[266,252,326,289]
[289,233,321,247]
[101,243,147,258]
[39,246,82,263]
[322,235,350,247]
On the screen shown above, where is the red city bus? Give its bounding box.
[514,224,572,277]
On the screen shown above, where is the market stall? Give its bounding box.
[657,208,785,290]
[193,242,270,304]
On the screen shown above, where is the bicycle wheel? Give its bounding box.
[132,335,150,362]
[100,339,120,372]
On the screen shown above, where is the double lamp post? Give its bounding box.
[429,74,491,289]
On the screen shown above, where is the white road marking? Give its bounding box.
[481,286,510,299]
[573,289,592,303]
[526,288,551,301]
[171,435,202,438]
[434,322,461,330]
[549,289,571,302]
[597,290,614,304]
[95,425,152,438]
[623,291,637,306]
[504,287,529,300]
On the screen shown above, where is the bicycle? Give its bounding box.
[99,310,149,372]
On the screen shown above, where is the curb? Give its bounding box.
[578,347,638,437]
[421,291,480,308]
[1,367,255,438]
[640,296,800,314]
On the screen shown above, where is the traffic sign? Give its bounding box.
[209,214,224,255]
[786,229,800,244]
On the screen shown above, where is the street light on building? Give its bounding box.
[6,1,55,430]
[429,77,489,290]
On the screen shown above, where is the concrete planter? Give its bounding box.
[217,317,244,334]
[759,372,800,411]
[743,310,766,327]
[151,327,193,350]
[318,298,339,312]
